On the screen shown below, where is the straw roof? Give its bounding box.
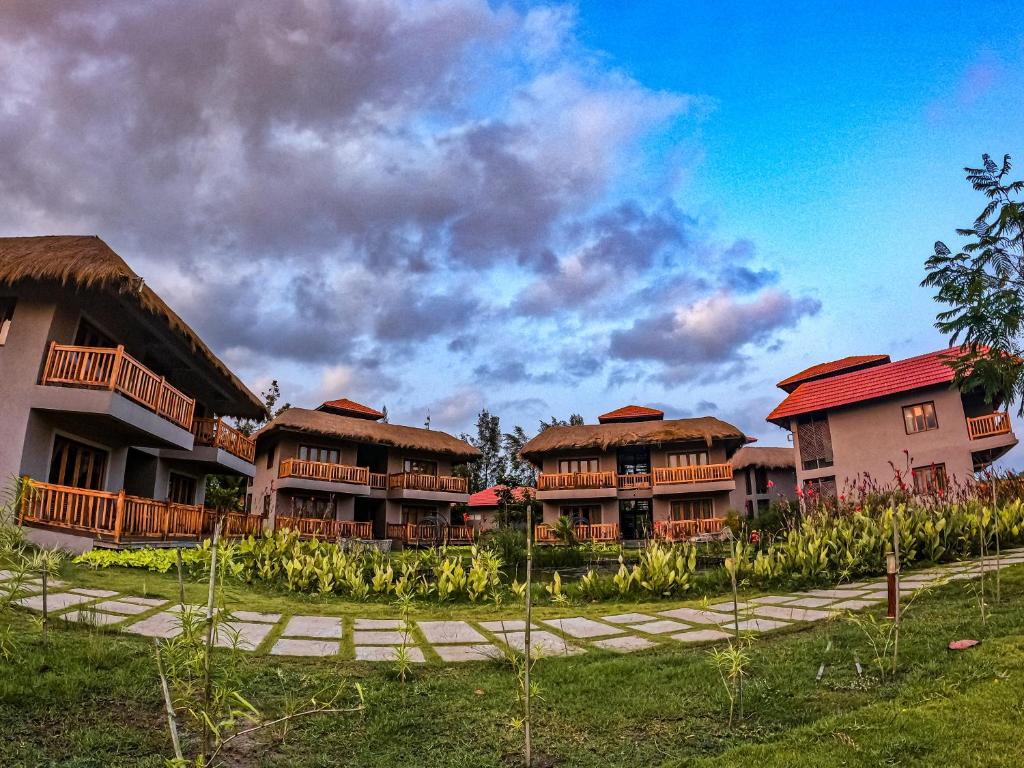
[519,417,747,463]
[730,446,795,471]
[257,407,482,461]
[0,235,263,417]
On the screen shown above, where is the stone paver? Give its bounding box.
[271,638,339,657]
[734,618,791,632]
[353,630,407,645]
[479,620,538,632]
[433,644,501,662]
[709,601,752,612]
[750,595,797,605]
[215,621,274,651]
[232,610,282,623]
[17,592,94,612]
[671,629,732,643]
[658,607,731,625]
[602,612,658,624]
[750,605,834,622]
[497,630,583,658]
[60,608,126,626]
[123,612,181,639]
[283,615,342,639]
[628,619,691,635]
[831,598,879,611]
[542,617,623,638]
[418,620,486,644]
[355,646,425,662]
[786,597,837,608]
[119,596,169,607]
[804,589,867,599]
[863,590,890,599]
[592,635,658,653]
[354,618,403,630]
[93,600,153,615]
[70,588,119,598]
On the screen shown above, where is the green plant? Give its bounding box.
[708,638,752,728]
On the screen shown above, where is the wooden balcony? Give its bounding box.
[967,412,1012,440]
[617,472,651,490]
[537,471,616,491]
[274,515,372,540]
[279,458,370,485]
[386,523,474,545]
[652,463,733,485]
[387,473,468,494]
[534,523,620,543]
[191,417,256,463]
[369,472,387,490]
[656,518,725,541]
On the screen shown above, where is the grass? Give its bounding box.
[2,562,1024,766]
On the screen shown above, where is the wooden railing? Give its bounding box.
[369,472,387,490]
[653,464,733,485]
[534,523,620,543]
[617,472,652,490]
[537,471,617,491]
[41,343,195,431]
[279,458,370,485]
[216,512,266,538]
[191,418,256,463]
[386,523,474,544]
[387,473,468,493]
[274,515,372,540]
[656,518,725,540]
[967,412,1012,440]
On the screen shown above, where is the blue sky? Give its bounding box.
[2,1,1022,468]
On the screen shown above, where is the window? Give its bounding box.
[797,414,833,470]
[73,317,116,348]
[803,476,837,500]
[557,457,599,474]
[298,444,340,464]
[262,494,271,516]
[913,464,947,494]
[167,473,197,505]
[667,451,709,468]
[404,458,438,475]
[757,498,770,515]
[0,298,15,346]
[903,402,939,434]
[754,467,770,495]
[402,504,438,524]
[48,435,107,490]
[617,446,650,475]
[745,469,752,495]
[293,495,335,519]
[266,445,275,469]
[559,505,600,524]
[671,498,715,521]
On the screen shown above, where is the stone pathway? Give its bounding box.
[5,550,1024,663]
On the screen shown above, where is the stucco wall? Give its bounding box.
[728,466,798,516]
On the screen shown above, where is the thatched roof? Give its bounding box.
[519,417,747,463]
[0,236,263,417]
[256,408,482,461]
[730,446,795,471]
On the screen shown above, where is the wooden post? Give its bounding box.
[113,489,127,543]
[17,475,30,526]
[161,500,171,541]
[110,345,125,390]
[41,340,57,384]
[524,494,533,768]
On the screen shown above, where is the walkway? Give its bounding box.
[4,550,1022,663]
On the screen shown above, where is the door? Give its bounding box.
[48,435,108,490]
[617,445,651,475]
[619,499,652,540]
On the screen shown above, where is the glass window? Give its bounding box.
[402,504,438,524]
[48,435,107,490]
[404,458,438,475]
[903,402,939,434]
[913,464,947,494]
[560,505,600,524]
[755,467,770,495]
[0,298,15,346]
[557,457,600,473]
[298,445,341,464]
[670,498,715,521]
[668,451,709,467]
[167,473,197,505]
[294,495,335,519]
[616,446,650,475]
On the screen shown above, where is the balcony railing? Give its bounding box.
[656,518,725,540]
[967,412,1012,440]
[537,471,617,491]
[274,515,372,540]
[369,472,387,490]
[387,473,468,493]
[279,458,370,485]
[617,472,652,490]
[534,523,620,543]
[386,522,474,544]
[192,417,256,463]
[652,463,733,485]
[41,342,195,431]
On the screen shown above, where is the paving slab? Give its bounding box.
[70,588,119,598]
[831,598,880,611]
[433,644,501,662]
[271,638,340,657]
[479,620,538,632]
[657,607,731,625]
[354,618,403,630]
[231,610,282,623]
[59,608,126,626]
[119,596,169,607]
[353,630,407,645]
[17,592,95,612]
[418,620,487,644]
[786,597,837,608]
[733,618,791,633]
[122,612,182,639]
[0,570,14,581]
[750,595,797,605]
[497,630,584,658]
[671,628,732,643]
[628,619,691,635]
[215,621,274,651]
[592,635,658,653]
[602,612,659,624]
[803,589,868,599]
[93,600,153,615]
[282,615,342,639]
[354,646,425,662]
[750,605,834,622]
[542,617,623,638]
[26,578,66,587]
[862,590,891,600]
[709,601,753,612]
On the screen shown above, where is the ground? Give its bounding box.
[2,558,1024,767]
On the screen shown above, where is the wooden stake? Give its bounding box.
[175,548,186,607]
[524,496,533,768]
[155,640,184,762]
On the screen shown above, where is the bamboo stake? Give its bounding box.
[201,518,222,759]
[993,470,1001,604]
[891,511,901,673]
[41,569,48,644]
[154,640,184,762]
[524,496,533,768]
[176,548,186,607]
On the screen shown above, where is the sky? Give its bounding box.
[1,1,1022,465]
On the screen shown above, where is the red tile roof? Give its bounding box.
[598,405,665,424]
[316,397,384,420]
[776,355,890,392]
[768,348,961,426]
[468,485,530,508]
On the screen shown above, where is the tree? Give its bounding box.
[461,409,507,492]
[502,425,537,488]
[922,153,1024,412]
[537,413,583,432]
[380,405,390,424]
[235,380,291,437]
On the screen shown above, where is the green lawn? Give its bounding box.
[2,563,1024,766]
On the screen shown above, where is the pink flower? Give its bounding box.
[796,488,804,498]
[750,530,761,545]
[767,480,775,489]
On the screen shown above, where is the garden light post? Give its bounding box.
[886,552,899,621]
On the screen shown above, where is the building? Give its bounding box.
[466,484,531,532]
[250,402,480,545]
[0,236,264,552]
[727,446,797,517]
[518,405,750,541]
[767,348,1018,496]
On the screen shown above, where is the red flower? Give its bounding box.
[750,530,761,545]
[767,480,775,489]
[796,488,804,498]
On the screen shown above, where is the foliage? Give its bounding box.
[234,379,290,437]
[709,638,752,728]
[550,515,578,546]
[75,545,210,575]
[612,541,697,597]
